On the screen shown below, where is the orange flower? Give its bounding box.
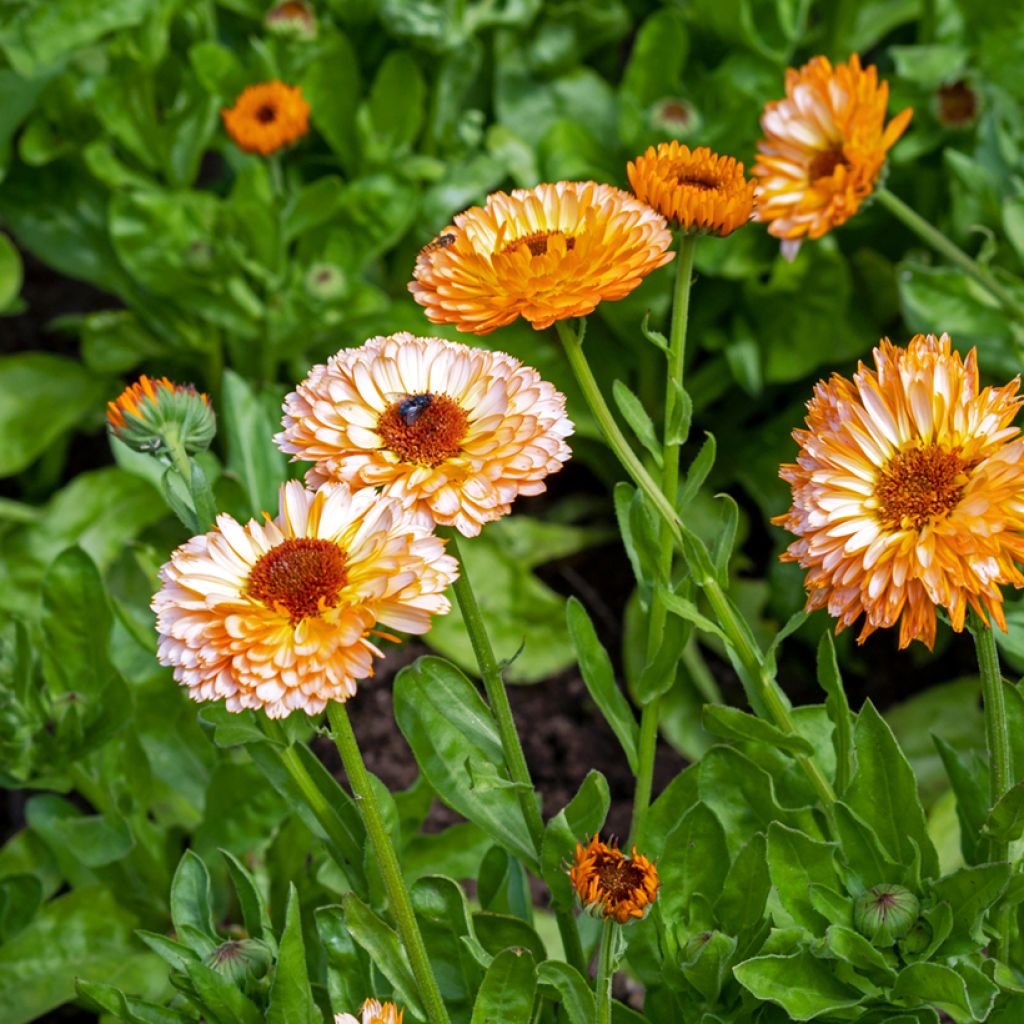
[152,481,457,717]
[277,333,573,537]
[570,835,659,924]
[222,81,310,156]
[335,1000,403,1024]
[409,181,673,334]
[107,375,214,454]
[627,142,755,237]
[774,334,1024,649]
[753,54,912,247]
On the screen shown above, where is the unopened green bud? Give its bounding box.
[853,884,919,947]
[203,938,271,989]
[265,0,317,41]
[305,262,348,301]
[106,375,216,456]
[649,97,702,138]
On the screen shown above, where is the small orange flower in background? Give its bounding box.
[753,54,912,250]
[222,81,310,156]
[277,333,573,537]
[628,142,755,237]
[107,374,215,454]
[152,481,457,718]
[409,181,673,334]
[570,835,659,924]
[774,333,1024,649]
[334,1000,403,1024]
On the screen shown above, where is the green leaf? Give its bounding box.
[711,493,740,584]
[0,232,22,310]
[470,947,537,1024]
[283,176,346,243]
[612,380,662,466]
[316,905,367,1015]
[715,832,770,935]
[929,862,1010,956]
[301,29,361,171]
[221,369,287,517]
[537,960,594,1024]
[766,822,839,934]
[0,353,108,477]
[833,802,904,893]
[934,735,988,865]
[566,598,639,772]
[76,979,192,1024]
[982,779,1024,841]
[541,770,610,908]
[185,961,264,1024]
[824,925,895,982]
[677,433,717,509]
[892,962,981,1024]
[733,951,865,1020]
[411,874,478,1003]
[658,802,729,925]
[702,704,813,756]
[170,850,216,945]
[393,657,537,868]
[660,591,729,645]
[681,930,736,1004]
[473,912,546,964]
[267,885,316,1024]
[360,50,426,159]
[342,893,424,1018]
[844,700,938,878]
[221,850,273,944]
[816,632,853,792]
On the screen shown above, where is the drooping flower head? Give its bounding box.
[409,181,673,334]
[335,1000,403,1024]
[753,54,912,249]
[774,333,1024,649]
[222,81,310,156]
[570,835,659,924]
[277,333,573,537]
[627,142,755,237]
[152,481,457,718]
[107,375,215,455]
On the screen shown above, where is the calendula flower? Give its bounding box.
[627,142,755,237]
[774,333,1024,649]
[570,835,659,924]
[152,481,457,718]
[265,0,317,40]
[107,375,215,455]
[277,333,573,537]
[222,81,310,156]
[409,181,673,334]
[753,54,912,249]
[335,1001,403,1024]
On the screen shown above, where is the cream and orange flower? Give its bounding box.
[277,333,573,537]
[409,180,673,334]
[152,481,457,717]
[627,142,755,237]
[334,1000,403,1024]
[753,54,912,245]
[222,80,310,156]
[774,333,1024,649]
[570,835,659,925]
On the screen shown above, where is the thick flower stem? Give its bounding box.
[444,529,587,975]
[875,187,1024,320]
[594,918,616,1024]
[630,234,697,844]
[327,702,450,1024]
[972,616,1013,959]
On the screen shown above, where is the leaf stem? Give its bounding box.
[327,702,450,1024]
[594,918,615,1024]
[875,187,1024,319]
[631,233,696,843]
[444,529,587,975]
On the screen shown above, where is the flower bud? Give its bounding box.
[305,262,348,302]
[203,938,272,989]
[853,884,920,947]
[107,375,215,456]
[934,79,978,129]
[648,97,702,139]
[265,0,317,41]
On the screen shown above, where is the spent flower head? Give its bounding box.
[570,835,659,924]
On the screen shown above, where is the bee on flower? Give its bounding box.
[409,180,673,333]
[152,480,457,718]
[774,333,1024,649]
[222,80,310,156]
[335,1000,403,1024]
[753,54,912,256]
[277,333,573,537]
[570,835,660,924]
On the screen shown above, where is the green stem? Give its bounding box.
[594,918,615,1024]
[444,530,587,975]
[327,702,450,1024]
[875,187,1024,319]
[630,234,697,844]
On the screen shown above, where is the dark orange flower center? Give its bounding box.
[593,849,648,902]
[378,393,468,467]
[501,231,576,257]
[937,80,977,127]
[675,170,720,191]
[808,145,847,180]
[247,538,348,622]
[874,445,969,529]
[255,104,278,124]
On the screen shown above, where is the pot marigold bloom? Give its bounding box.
[774,333,1024,649]
[627,142,755,237]
[222,81,310,156]
[409,181,673,334]
[753,54,912,246]
[277,333,573,537]
[335,1001,403,1024]
[107,375,215,455]
[152,480,456,718]
[570,835,659,924]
